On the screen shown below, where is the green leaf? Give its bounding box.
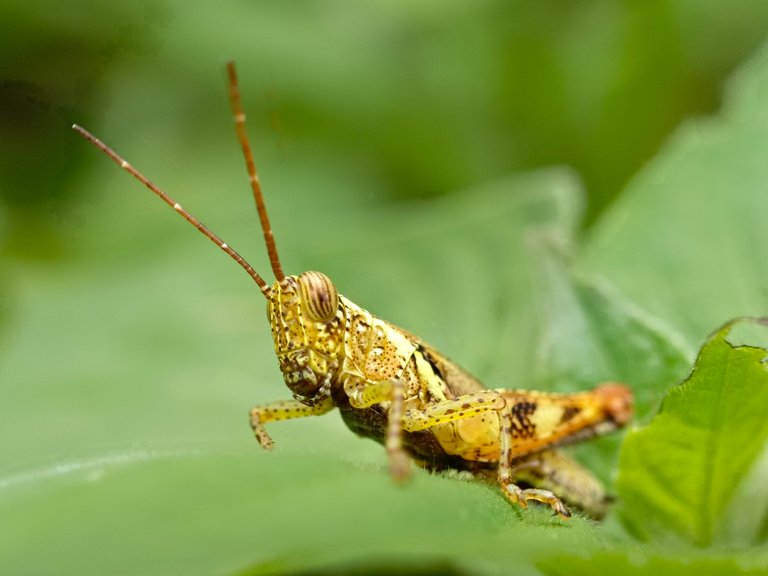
[533,240,692,421]
[617,318,768,547]
[582,44,768,346]
[539,549,768,576]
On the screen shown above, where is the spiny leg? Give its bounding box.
[498,403,571,519]
[249,396,335,449]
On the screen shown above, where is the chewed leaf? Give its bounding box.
[617,318,768,547]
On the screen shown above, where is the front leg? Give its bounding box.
[249,396,335,450]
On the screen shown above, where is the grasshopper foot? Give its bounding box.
[501,483,571,519]
[249,411,274,450]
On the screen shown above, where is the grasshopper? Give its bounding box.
[73,62,633,519]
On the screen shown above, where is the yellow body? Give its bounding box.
[252,272,633,518]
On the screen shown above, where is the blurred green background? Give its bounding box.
[3,1,768,575]
[5,0,768,261]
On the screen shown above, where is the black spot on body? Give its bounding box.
[510,401,537,439]
[560,405,581,424]
[512,401,537,417]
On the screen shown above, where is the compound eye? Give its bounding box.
[298,271,339,322]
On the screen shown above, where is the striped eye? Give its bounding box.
[298,271,339,323]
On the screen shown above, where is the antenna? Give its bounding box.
[226,61,286,283]
[72,124,271,296]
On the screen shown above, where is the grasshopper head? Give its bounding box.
[267,271,345,404]
[75,65,347,406]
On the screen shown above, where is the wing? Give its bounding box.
[387,321,487,397]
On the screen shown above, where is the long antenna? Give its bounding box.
[226,61,285,283]
[72,124,271,296]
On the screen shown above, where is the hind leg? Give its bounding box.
[510,449,609,519]
[497,404,571,519]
